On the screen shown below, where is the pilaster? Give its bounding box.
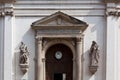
[0,9,4,80]
[1,3,14,80]
[106,3,119,80]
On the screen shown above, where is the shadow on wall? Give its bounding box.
[83,49,101,80]
[13,28,35,80]
[82,50,91,80]
[81,9,106,79]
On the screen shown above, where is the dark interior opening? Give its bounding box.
[54,73,63,80]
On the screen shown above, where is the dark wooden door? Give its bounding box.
[46,44,73,80]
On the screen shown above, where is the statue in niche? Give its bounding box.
[89,41,99,66]
[19,42,29,64]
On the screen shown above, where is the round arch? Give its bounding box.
[42,39,76,59]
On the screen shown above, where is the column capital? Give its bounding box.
[106,11,120,17]
[36,36,43,44]
[42,58,46,62]
[0,4,14,17]
[76,36,83,42]
[0,11,14,17]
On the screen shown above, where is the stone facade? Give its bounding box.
[0,0,120,80]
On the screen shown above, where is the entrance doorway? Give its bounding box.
[46,44,73,80]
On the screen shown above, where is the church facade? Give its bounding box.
[0,0,120,80]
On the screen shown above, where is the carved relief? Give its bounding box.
[56,15,62,25]
[19,42,29,73]
[89,41,100,74]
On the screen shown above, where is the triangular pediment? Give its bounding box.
[31,11,88,32]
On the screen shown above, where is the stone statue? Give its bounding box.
[19,42,29,64]
[89,41,99,66]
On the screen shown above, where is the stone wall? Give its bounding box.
[13,0,106,80]
[0,0,120,80]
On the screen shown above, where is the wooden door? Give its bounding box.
[46,44,73,80]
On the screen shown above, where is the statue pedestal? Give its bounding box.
[89,66,98,74]
[19,64,29,73]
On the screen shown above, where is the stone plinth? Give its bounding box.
[89,66,98,74]
[19,64,29,73]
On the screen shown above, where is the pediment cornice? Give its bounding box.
[32,11,88,32]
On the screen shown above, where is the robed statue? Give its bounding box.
[19,42,29,64]
[89,41,99,66]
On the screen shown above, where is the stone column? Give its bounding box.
[76,37,83,80]
[36,37,43,80]
[42,58,46,80]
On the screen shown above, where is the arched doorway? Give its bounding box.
[32,11,88,80]
[45,44,73,80]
